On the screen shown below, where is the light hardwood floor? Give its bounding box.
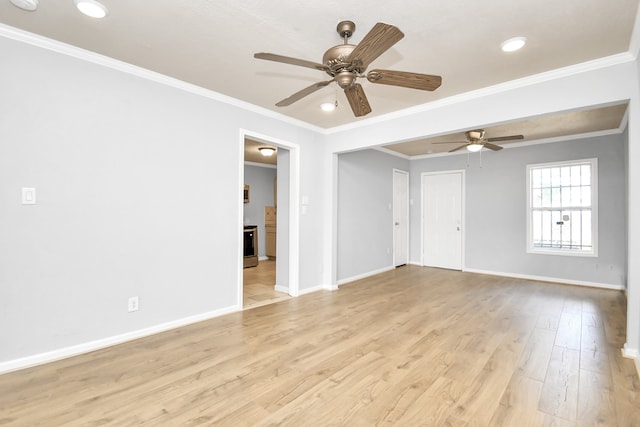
[1,266,638,425]
[243,259,290,309]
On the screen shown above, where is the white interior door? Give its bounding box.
[393,169,409,267]
[422,171,463,270]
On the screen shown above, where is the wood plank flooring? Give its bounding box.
[243,259,290,309]
[1,266,638,426]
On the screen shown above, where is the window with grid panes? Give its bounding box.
[526,158,597,256]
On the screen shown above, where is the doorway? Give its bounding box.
[422,170,464,270]
[239,131,300,310]
[393,169,409,267]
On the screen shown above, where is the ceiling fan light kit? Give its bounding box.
[254,20,442,117]
[320,101,337,112]
[434,129,525,153]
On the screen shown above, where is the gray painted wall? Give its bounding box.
[243,164,276,257]
[337,149,410,281]
[0,35,323,364]
[409,133,627,287]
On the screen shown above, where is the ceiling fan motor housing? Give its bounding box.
[323,44,360,88]
[467,130,485,141]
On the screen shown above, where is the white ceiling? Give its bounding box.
[1,0,638,157]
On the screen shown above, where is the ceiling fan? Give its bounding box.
[254,20,442,117]
[436,129,524,152]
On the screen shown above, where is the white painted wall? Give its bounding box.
[0,34,324,368]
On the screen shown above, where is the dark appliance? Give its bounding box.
[243,225,258,268]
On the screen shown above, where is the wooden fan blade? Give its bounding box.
[347,23,404,69]
[275,79,334,107]
[367,69,442,91]
[487,134,524,142]
[449,144,470,153]
[483,142,503,151]
[344,83,372,117]
[254,52,329,72]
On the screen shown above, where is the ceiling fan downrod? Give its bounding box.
[336,20,355,44]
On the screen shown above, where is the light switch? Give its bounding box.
[22,187,36,205]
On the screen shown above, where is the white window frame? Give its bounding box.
[526,158,598,257]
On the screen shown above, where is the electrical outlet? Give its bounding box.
[128,296,139,312]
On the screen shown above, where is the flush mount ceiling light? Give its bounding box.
[10,0,38,11]
[74,0,108,18]
[500,37,527,52]
[466,143,483,152]
[259,146,276,157]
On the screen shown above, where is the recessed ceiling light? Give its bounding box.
[501,37,527,52]
[10,0,38,11]
[74,0,108,18]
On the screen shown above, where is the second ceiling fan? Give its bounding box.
[254,20,442,117]
[436,129,524,152]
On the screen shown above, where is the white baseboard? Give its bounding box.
[0,305,238,375]
[298,285,327,295]
[323,282,339,291]
[337,266,395,286]
[274,284,289,294]
[622,343,640,378]
[463,268,625,291]
[258,256,269,261]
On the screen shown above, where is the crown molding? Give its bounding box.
[628,3,640,60]
[325,52,636,135]
[0,24,324,134]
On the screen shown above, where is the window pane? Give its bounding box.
[561,186,571,207]
[542,168,551,187]
[581,185,591,207]
[542,188,551,207]
[570,210,582,247]
[570,165,581,186]
[571,186,581,206]
[551,210,562,246]
[581,164,591,186]
[532,189,542,208]
[551,167,560,185]
[561,166,571,187]
[542,210,552,246]
[551,187,561,207]
[582,210,592,249]
[532,169,541,188]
